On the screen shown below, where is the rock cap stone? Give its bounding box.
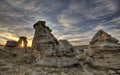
[33,21,52,32]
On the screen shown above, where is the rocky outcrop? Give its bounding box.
[4,40,18,50]
[58,40,76,56]
[89,30,119,45]
[32,21,78,67]
[1,23,120,75]
[18,36,28,48]
[86,30,120,74]
[4,36,28,49]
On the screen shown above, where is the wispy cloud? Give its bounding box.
[57,0,120,45]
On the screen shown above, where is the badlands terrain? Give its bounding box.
[0,21,120,75]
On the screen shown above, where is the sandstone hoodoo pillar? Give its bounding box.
[18,36,28,48]
[32,21,58,55]
[32,21,78,67]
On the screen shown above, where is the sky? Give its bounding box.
[0,0,120,46]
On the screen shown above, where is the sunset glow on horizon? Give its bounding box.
[0,0,120,46]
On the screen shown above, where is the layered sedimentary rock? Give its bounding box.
[4,40,18,49]
[32,21,78,67]
[89,30,119,45]
[86,30,120,70]
[32,21,58,55]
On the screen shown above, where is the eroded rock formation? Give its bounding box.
[4,36,28,50]
[18,36,28,48]
[32,21,58,55]
[4,40,18,50]
[2,22,120,75]
[32,21,78,67]
[89,30,119,45]
[86,30,120,74]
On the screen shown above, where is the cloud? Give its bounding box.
[56,0,120,44]
[0,0,120,46]
[0,0,67,45]
[58,0,118,29]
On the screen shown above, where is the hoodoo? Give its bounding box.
[32,21,78,67]
[4,36,28,49]
[86,30,120,69]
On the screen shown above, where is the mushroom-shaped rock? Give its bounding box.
[32,21,78,67]
[18,36,28,48]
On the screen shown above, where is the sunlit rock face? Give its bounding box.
[87,30,120,69]
[32,21,78,67]
[89,30,119,45]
